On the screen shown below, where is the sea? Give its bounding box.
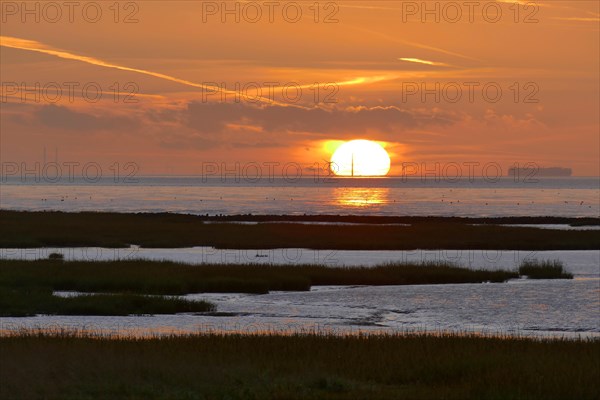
[1,176,599,217]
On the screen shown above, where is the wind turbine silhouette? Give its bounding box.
[324,155,354,176]
[323,159,336,175]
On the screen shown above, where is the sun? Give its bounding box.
[330,140,391,177]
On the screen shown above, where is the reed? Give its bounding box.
[0,259,519,297]
[0,287,214,317]
[519,259,574,279]
[1,330,598,400]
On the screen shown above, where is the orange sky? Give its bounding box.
[1,1,598,176]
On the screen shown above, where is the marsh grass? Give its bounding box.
[2,210,598,249]
[47,252,64,261]
[0,259,519,296]
[0,330,598,400]
[519,259,574,279]
[0,287,214,317]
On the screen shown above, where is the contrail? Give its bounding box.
[271,75,399,91]
[398,58,454,68]
[340,26,481,62]
[551,17,600,22]
[0,36,288,106]
[1,36,400,108]
[2,84,165,103]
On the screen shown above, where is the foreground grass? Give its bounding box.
[0,259,519,297]
[1,210,599,249]
[0,287,215,317]
[519,259,574,279]
[0,331,598,400]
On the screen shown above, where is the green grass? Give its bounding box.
[47,252,64,260]
[1,210,598,249]
[0,331,598,400]
[0,259,519,297]
[519,259,574,279]
[0,287,215,317]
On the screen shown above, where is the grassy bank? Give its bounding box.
[0,259,519,298]
[1,331,598,400]
[519,259,574,279]
[1,210,599,249]
[0,287,214,317]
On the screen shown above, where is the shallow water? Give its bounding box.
[2,279,598,338]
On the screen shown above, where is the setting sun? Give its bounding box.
[330,140,391,177]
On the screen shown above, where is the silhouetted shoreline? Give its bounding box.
[2,211,598,250]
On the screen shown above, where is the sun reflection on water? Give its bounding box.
[332,187,390,207]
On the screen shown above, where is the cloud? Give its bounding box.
[35,104,138,131]
[182,102,459,137]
